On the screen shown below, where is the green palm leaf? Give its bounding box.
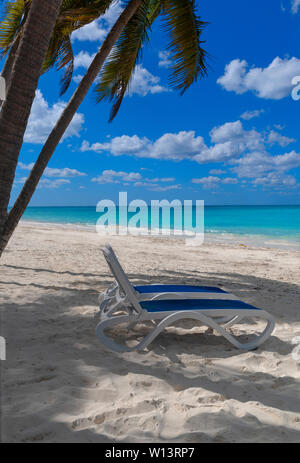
[1,0,209,103]
[96,0,208,121]
[96,0,160,121]
[0,0,115,93]
[0,0,30,55]
[161,0,208,93]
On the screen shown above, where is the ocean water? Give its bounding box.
[20,205,300,247]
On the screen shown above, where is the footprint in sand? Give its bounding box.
[94,414,106,425]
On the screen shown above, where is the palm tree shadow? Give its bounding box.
[1,267,300,442]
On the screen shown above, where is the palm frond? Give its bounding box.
[0,0,115,93]
[161,0,208,93]
[0,0,29,56]
[96,0,208,121]
[57,37,74,95]
[96,0,160,121]
[50,0,115,94]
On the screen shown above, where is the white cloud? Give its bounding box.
[149,131,205,160]
[72,20,107,42]
[91,170,179,190]
[81,120,299,191]
[14,177,29,185]
[100,3,124,25]
[217,59,248,94]
[209,169,226,175]
[192,176,238,189]
[74,51,96,69]
[38,179,71,189]
[291,0,300,14]
[25,90,84,144]
[133,181,181,191]
[73,74,84,84]
[151,185,181,191]
[222,177,239,184]
[194,121,264,163]
[44,167,87,178]
[145,177,175,183]
[73,51,97,85]
[267,130,295,147]
[158,51,172,68]
[210,120,244,143]
[19,163,87,178]
[240,109,264,120]
[253,172,297,188]
[73,63,168,98]
[91,170,142,184]
[192,176,221,187]
[81,131,206,161]
[82,135,147,157]
[18,162,34,170]
[72,3,123,42]
[218,57,300,99]
[133,176,179,191]
[128,65,169,96]
[274,124,285,131]
[231,150,300,178]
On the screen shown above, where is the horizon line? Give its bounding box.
[9,204,300,208]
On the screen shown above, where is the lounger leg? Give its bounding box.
[222,315,241,328]
[193,313,275,350]
[141,312,275,351]
[96,311,275,353]
[96,315,139,352]
[96,314,187,353]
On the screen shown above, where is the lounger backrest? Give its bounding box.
[102,245,142,314]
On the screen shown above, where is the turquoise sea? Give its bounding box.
[20,205,300,247]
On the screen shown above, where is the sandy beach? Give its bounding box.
[0,222,299,443]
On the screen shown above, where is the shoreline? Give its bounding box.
[20,218,300,252]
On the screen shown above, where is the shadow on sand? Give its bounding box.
[1,263,300,442]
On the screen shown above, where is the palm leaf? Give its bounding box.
[96,0,160,121]
[0,0,115,93]
[57,37,74,95]
[50,0,115,94]
[161,0,208,93]
[0,0,29,56]
[96,0,208,121]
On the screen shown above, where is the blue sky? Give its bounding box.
[3,0,300,206]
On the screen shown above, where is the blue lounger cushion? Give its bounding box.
[135,285,227,294]
[140,299,261,312]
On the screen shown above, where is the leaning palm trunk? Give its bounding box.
[0,36,21,87]
[0,0,31,87]
[0,0,63,236]
[0,0,142,257]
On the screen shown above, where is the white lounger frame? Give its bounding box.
[98,245,238,313]
[96,245,275,353]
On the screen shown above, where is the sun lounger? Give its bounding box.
[96,244,275,352]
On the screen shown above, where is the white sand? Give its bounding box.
[0,222,299,443]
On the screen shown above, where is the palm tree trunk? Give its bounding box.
[0,0,142,257]
[0,0,63,240]
[1,1,33,90]
[0,35,21,89]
